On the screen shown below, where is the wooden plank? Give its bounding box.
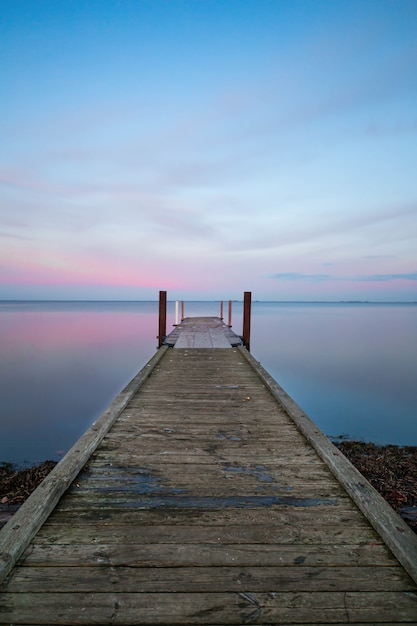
[64,470,343,495]
[0,620,406,626]
[5,565,412,593]
[79,456,335,472]
[105,418,303,431]
[97,438,312,451]
[63,487,346,502]
[71,463,334,495]
[103,436,315,448]
[20,542,394,568]
[51,493,345,512]
[83,460,328,474]
[88,452,325,465]
[37,515,378,545]
[108,424,306,438]
[96,436,317,450]
[43,503,368,526]
[92,448,322,462]
[29,520,378,553]
[72,463,336,485]
[1,591,417,624]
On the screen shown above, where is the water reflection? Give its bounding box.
[0,301,416,465]
[251,303,417,445]
[0,302,159,464]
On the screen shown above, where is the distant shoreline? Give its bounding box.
[1,299,416,304]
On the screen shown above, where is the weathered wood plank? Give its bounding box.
[5,565,412,593]
[53,493,345,512]
[64,474,345,497]
[88,444,320,467]
[0,623,412,626]
[43,503,367,526]
[81,462,333,480]
[1,591,417,624]
[19,542,393,568]
[95,440,325,455]
[98,424,313,441]
[31,521,381,546]
[65,471,339,499]
[92,449,324,464]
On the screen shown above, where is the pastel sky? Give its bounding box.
[1,0,416,301]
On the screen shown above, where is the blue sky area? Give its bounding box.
[1,0,416,300]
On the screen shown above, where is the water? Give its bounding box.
[0,300,416,465]
[251,302,417,448]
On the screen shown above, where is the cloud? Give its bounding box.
[362,255,395,260]
[270,272,417,283]
[360,273,417,282]
[270,273,334,283]
[217,200,417,258]
[0,165,81,196]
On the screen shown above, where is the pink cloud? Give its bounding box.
[0,247,183,291]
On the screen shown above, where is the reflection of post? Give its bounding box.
[228,300,232,327]
[220,301,223,320]
[158,291,167,348]
[243,291,252,351]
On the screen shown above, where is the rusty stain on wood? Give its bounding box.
[1,317,417,624]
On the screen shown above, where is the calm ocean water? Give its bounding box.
[0,300,416,465]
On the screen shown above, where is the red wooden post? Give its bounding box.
[242,291,252,351]
[227,300,232,327]
[158,290,167,348]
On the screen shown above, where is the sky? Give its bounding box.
[1,0,416,301]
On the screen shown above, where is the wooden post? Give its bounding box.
[158,290,167,348]
[220,301,224,320]
[242,291,252,351]
[227,300,232,327]
[181,300,185,321]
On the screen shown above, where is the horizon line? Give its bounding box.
[1,299,416,305]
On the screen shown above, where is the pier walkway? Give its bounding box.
[1,317,417,624]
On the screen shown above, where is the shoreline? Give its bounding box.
[334,440,417,534]
[1,442,417,533]
[0,460,57,529]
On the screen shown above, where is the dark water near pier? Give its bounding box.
[0,300,416,465]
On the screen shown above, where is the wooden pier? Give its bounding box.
[1,313,417,624]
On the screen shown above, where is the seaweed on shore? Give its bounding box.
[334,441,417,533]
[0,460,57,505]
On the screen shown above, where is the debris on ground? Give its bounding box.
[0,460,57,527]
[334,441,417,534]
